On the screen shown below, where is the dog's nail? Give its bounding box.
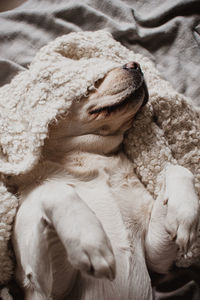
[41,217,50,227]
[89,264,95,276]
[163,198,168,205]
[108,269,115,281]
[170,233,177,241]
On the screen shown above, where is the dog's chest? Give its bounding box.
[66,152,147,251]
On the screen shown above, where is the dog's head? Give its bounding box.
[52,62,148,138]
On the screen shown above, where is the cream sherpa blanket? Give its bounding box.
[0,30,199,285]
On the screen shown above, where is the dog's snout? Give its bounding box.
[123,61,141,72]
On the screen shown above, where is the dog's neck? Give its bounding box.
[43,133,124,162]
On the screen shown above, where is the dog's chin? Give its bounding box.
[89,81,149,119]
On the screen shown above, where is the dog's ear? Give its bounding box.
[142,81,149,106]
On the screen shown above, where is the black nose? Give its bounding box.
[123,61,142,73]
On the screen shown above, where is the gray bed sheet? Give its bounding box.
[0,0,200,106]
[0,0,200,299]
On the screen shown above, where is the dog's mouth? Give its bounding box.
[89,81,148,116]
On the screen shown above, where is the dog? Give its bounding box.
[9,61,199,299]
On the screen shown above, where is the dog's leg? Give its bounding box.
[145,165,199,274]
[13,198,55,299]
[41,181,116,279]
[14,201,77,300]
[145,189,177,274]
[14,180,115,298]
[164,165,199,253]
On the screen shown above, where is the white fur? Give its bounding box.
[12,67,199,299]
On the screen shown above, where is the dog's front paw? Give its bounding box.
[164,166,199,253]
[65,214,116,280]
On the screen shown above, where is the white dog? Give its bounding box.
[9,62,199,299]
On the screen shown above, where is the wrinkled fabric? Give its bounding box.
[0,0,200,105]
[0,1,200,299]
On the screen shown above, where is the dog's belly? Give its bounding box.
[65,158,153,300]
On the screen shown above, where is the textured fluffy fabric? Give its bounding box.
[0,30,199,284]
[123,80,200,267]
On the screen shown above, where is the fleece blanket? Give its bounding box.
[0,29,199,287]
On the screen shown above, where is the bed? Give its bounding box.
[0,0,200,299]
